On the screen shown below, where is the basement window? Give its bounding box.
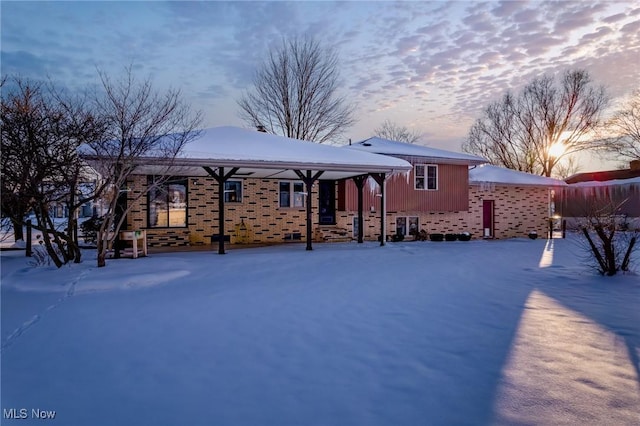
[396,216,419,237]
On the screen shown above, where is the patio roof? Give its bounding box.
[133,126,412,180]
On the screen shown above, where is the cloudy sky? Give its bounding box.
[2,1,639,168]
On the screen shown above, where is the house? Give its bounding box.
[560,160,640,230]
[118,128,565,250]
[121,127,411,252]
[338,138,565,240]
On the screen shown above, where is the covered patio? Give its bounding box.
[133,126,412,253]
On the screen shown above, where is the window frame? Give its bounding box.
[147,177,188,229]
[224,180,243,203]
[279,181,306,208]
[414,164,438,190]
[395,216,419,237]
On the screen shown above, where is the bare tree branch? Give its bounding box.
[86,66,202,267]
[373,120,423,144]
[238,36,355,143]
[1,76,105,266]
[463,70,609,177]
[602,89,640,161]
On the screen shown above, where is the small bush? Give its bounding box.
[528,231,538,240]
[458,232,472,241]
[429,233,444,242]
[445,233,458,241]
[80,216,104,244]
[28,237,63,267]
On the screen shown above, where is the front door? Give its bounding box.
[318,180,336,225]
[483,200,494,238]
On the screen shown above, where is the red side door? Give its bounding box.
[483,200,494,238]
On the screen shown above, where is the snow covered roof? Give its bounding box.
[567,176,640,188]
[469,164,567,186]
[345,137,487,165]
[133,127,412,180]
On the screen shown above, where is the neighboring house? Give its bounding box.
[119,128,565,249]
[560,160,640,230]
[339,138,565,240]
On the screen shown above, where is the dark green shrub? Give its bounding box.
[445,233,458,241]
[392,233,404,242]
[80,216,104,244]
[458,232,472,241]
[429,233,444,241]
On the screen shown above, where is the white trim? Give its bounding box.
[415,164,438,190]
[278,181,305,208]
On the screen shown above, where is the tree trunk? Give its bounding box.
[621,237,636,271]
[11,217,24,242]
[97,237,107,268]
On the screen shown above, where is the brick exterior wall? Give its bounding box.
[336,184,550,240]
[126,175,551,247]
[127,175,319,247]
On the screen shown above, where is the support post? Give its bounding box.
[204,166,240,255]
[369,173,387,246]
[380,177,386,246]
[26,219,32,257]
[294,170,324,251]
[218,167,226,254]
[352,175,367,244]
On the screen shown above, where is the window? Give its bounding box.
[224,180,242,203]
[148,177,187,228]
[396,216,419,237]
[352,216,359,238]
[279,181,305,208]
[415,164,438,190]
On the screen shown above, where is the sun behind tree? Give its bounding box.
[463,69,609,177]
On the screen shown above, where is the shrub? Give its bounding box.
[445,233,458,241]
[429,233,444,242]
[392,233,404,242]
[80,216,104,244]
[458,232,472,241]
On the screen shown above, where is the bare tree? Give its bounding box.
[577,199,637,276]
[603,89,640,161]
[86,67,202,267]
[553,155,581,180]
[463,70,609,177]
[238,36,354,143]
[1,76,105,267]
[374,120,423,144]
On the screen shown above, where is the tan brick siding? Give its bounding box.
[127,176,319,247]
[126,176,551,247]
[337,184,550,240]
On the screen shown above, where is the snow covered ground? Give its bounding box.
[1,237,639,425]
